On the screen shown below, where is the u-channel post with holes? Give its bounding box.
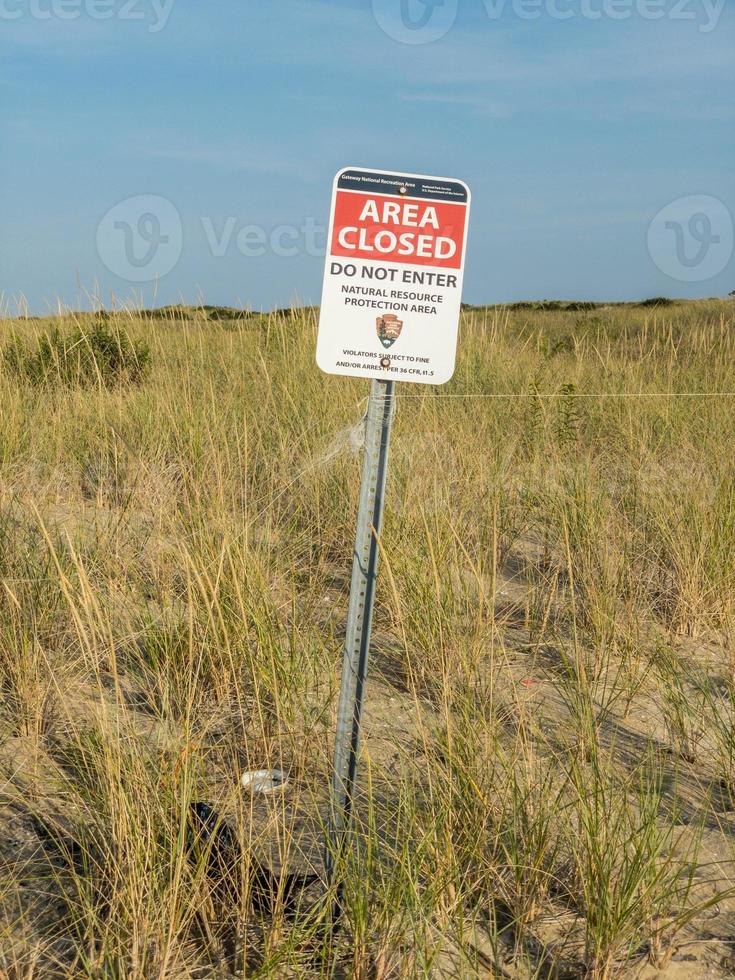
[325,377,395,912]
[317,166,470,928]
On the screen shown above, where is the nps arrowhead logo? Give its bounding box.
[376,313,404,348]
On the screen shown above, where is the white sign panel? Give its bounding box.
[317,166,471,385]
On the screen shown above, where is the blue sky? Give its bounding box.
[2,0,734,313]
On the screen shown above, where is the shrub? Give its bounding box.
[637,296,674,308]
[3,322,151,388]
[507,300,599,312]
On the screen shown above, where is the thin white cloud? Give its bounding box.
[398,92,515,118]
[132,139,309,179]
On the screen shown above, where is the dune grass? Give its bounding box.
[0,300,734,977]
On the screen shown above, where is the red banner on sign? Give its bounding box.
[329,190,467,269]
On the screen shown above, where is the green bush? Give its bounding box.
[507,299,599,312]
[637,296,674,308]
[3,322,151,387]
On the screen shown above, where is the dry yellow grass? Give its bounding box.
[1,299,735,977]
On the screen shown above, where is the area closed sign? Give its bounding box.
[317,167,471,385]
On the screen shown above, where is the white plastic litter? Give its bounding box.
[241,769,288,794]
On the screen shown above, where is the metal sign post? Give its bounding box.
[316,166,470,927]
[325,377,395,906]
